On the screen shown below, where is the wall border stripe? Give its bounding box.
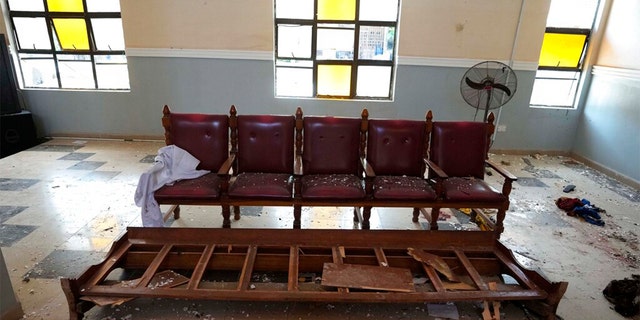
[592,65,640,81]
[125,48,538,71]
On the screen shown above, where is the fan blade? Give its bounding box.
[465,77,485,90]
[492,83,512,96]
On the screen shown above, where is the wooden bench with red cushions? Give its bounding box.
[156,105,516,237]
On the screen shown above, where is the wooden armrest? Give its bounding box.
[361,157,376,178]
[485,160,517,181]
[425,159,448,179]
[294,155,303,176]
[217,153,236,176]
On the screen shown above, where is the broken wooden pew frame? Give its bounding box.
[61,228,567,320]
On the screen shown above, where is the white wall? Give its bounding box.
[572,0,640,185]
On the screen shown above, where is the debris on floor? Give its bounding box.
[428,302,460,319]
[407,247,459,282]
[555,197,606,226]
[481,282,501,320]
[602,274,640,317]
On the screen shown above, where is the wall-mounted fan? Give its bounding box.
[460,61,517,121]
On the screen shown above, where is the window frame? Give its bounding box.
[537,27,590,72]
[530,27,591,109]
[530,0,602,110]
[5,0,128,90]
[274,0,399,100]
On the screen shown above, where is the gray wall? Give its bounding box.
[22,56,578,153]
[573,72,640,183]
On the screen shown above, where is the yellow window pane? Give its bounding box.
[538,33,587,68]
[318,65,351,96]
[47,0,83,12]
[53,19,89,50]
[318,0,355,20]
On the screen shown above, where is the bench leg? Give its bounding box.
[361,207,371,230]
[233,206,241,220]
[222,206,231,228]
[430,207,440,230]
[412,207,420,222]
[61,278,93,320]
[174,205,181,220]
[293,205,301,229]
[495,208,506,238]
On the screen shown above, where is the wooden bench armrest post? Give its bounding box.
[217,153,236,192]
[485,160,517,181]
[425,159,446,197]
[485,160,517,197]
[361,157,375,196]
[425,159,447,179]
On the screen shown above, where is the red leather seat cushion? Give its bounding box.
[373,176,437,200]
[443,177,506,202]
[301,174,365,199]
[154,173,220,201]
[229,173,293,199]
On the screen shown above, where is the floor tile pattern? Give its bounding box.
[0,178,40,191]
[0,139,638,320]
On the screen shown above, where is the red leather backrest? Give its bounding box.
[236,115,295,174]
[367,119,426,176]
[170,113,229,171]
[430,121,487,179]
[303,116,361,174]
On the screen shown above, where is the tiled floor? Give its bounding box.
[0,138,638,320]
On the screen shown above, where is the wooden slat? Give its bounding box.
[374,247,388,267]
[288,246,299,291]
[332,246,348,293]
[237,245,258,291]
[187,244,215,290]
[421,263,445,292]
[493,249,540,291]
[135,244,173,288]
[455,249,488,291]
[83,240,132,289]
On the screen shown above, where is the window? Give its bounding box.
[274,0,399,100]
[530,0,599,108]
[5,0,129,90]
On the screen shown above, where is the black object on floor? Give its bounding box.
[602,274,640,317]
[1,111,38,158]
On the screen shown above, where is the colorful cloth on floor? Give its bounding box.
[555,197,605,226]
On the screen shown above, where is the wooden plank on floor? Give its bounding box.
[321,263,415,293]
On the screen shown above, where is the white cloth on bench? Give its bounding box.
[134,145,210,227]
